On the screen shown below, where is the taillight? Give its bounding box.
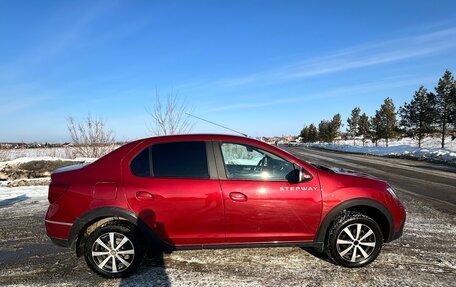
[48,183,69,203]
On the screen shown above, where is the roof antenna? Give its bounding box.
[185,113,249,137]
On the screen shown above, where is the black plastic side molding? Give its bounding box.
[68,206,173,254]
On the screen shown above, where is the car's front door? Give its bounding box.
[216,142,321,243]
[123,141,225,246]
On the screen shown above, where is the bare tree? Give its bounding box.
[147,90,194,136]
[67,115,116,158]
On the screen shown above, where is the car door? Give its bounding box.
[123,140,225,246]
[215,141,321,243]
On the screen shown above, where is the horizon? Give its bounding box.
[1,1,456,142]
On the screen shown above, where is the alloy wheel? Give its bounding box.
[335,223,377,263]
[91,232,135,273]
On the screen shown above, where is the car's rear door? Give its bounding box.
[214,141,321,243]
[123,140,225,246]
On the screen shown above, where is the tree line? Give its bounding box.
[299,70,456,148]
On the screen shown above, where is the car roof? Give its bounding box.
[136,133,253,142]
[138,133,299,157]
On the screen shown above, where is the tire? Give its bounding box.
[84,222,144,278]
[325,211,383,268]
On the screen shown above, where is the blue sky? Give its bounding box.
[1,1,456,142]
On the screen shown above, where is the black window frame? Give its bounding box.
[129,140,218,179]
[215,141,297,182]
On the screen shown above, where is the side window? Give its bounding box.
[130,147,151,177]
[220,143,295,180]
[152,141,209,178]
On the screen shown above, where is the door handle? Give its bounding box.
[136,191,155,200]
[229,192,247,202]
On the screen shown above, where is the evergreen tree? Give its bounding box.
[330,113,343,141]
[347,107,361,145]
[451,85,456,140]
[308,124,318,142]
[299,125,309,142]
[435,70,456,148]
[318,120,331,142]
[373,97,398,147]
[318,114,342,143]
[399,86,437,148]
[358,113,371,146]
[370,115,381,146]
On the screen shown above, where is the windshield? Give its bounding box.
[307,162,335,173]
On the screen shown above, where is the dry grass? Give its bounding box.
[0,149,10,162]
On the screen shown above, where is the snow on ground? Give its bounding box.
[1,146,120,162]
[307,136,456,164]
[335,136,456,150]
[1,177,50,187]
[311,143,456,163]
[1,190,455,287]
[0,185,48,207]
[1,147,74,161]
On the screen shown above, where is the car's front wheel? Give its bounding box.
[84,222,144,278]
[325,211,383,267]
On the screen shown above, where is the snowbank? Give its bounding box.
[335,136,456,151]
[0,157,95,180]
[311,143,456,165]
[3,177,51,187]
[1,146,121,162]
[0,156,95,166]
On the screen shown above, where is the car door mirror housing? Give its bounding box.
[286,169,300,183]
[286,167,312,183]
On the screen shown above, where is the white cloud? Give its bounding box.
[204,74,436,113]
[214,26,456,87]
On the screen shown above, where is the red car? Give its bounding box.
[45,134,406,277]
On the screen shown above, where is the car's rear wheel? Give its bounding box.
[84,222,144,278]
[325,211,383,267]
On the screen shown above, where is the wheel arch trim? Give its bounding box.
[68,206,172,253]
[315,198,395,243]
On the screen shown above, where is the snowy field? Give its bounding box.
[0,147,74,161]
[0,146,119,162]
[307,136,456,165]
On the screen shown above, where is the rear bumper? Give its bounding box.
[45,219,72,243]
[50,237,70,248]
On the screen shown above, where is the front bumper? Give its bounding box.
[390,213,406,241]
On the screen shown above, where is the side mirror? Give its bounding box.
[286,167,313,183]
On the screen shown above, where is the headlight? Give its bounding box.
[386,186,398,198]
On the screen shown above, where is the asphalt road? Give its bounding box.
[285,146,456,212]
[0,148,455,286]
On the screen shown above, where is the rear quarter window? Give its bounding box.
[130,147,151,177]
